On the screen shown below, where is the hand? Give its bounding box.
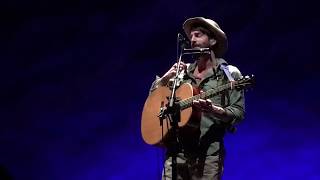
[159,62,187,85]
[193,99,226,115]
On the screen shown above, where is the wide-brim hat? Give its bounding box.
[183,17,228,57]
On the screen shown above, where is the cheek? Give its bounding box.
[200,38,210,46]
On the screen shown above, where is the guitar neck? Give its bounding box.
[179,82,233,110]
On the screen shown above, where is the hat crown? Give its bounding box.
[205,19,221,29]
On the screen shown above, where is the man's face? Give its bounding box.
[190,30,211,48]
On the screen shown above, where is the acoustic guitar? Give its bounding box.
[141,75,254,146]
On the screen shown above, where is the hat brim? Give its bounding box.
[183,17,228,57]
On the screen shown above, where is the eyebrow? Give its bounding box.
[191,30,201,34]
[191,31,203,36]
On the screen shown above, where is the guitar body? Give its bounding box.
[141,83,194,146]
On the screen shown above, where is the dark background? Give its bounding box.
[0,0,319,179]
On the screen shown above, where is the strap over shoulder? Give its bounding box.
[220,64,242,81]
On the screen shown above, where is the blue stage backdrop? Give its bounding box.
[0,0,319,179]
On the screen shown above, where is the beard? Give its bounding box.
[191,43,210,49]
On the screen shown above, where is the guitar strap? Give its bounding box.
[220,64,235,82]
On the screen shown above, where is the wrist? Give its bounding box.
[210,105,226,115]
[217,107,226,115]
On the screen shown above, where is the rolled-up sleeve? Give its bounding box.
[224,88,245,125]
[149,75,161,95]
[223,66,245,124]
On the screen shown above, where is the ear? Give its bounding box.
[209,39,217,46]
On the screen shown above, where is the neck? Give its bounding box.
[196,53,218,72]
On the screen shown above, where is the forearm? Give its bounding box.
[148,76,169,94]
[223,104,245,124]
[223,90,245,124]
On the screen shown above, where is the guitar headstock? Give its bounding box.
[235,75,255,90]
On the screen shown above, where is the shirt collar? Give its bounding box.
[186,58,228,74]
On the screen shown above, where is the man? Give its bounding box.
[150,17,245,180]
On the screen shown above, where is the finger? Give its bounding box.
[170,70,177,76]
[173,65,184,71]
[181,62,187,69]
[174,65,183,71]
[199,99,207,106]
[169,66,176,72]
[211,105,219,111]
[173,63,186,71]
[198,99,206,103]
[193,100,201,108]
[206,99,213,106]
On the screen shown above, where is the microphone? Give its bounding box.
[183,47,211,55]
[177,33,190,47]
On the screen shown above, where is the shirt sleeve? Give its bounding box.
[224,88,245,125]
[148,75,161,95]
[223,66,245,125]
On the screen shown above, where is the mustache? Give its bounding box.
[191,43,200,47]
[191,44,207,48]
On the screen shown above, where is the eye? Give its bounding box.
[195,32,203,37]
[191,31,203,38]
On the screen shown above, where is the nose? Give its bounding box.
[190,35,197,47]
[190,35,196,45]
[190,35,196,42]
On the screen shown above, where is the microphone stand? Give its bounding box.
[164,33,186,180]
[161,34,210,179]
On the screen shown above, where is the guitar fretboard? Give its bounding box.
[179,82,235,110]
